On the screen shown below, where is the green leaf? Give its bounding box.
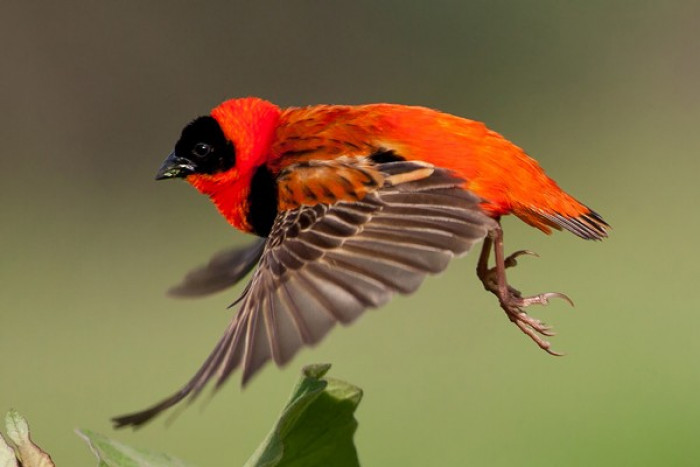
[3,410,54,467]
[76,430,193,467]
[244,363,363,467]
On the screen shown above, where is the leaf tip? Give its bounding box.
[302,363,332,380]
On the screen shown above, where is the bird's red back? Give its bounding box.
[191,97,605,239]
[271,101,598,235]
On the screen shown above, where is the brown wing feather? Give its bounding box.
[167,239,266,297]
[112,159,496,428]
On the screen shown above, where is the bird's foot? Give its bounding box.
[477,248,573,355]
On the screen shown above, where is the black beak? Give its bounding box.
[155,152,196,180]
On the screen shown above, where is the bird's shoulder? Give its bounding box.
[275,156,385,210]
[270,105,381,168]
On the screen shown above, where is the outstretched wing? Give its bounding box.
[167,239,266,297]
[113,159,495,428]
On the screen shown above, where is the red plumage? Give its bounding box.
[113,97,608,428]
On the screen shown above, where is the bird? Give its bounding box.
[113,97,608,428]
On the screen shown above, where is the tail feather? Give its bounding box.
[541,209,609,240]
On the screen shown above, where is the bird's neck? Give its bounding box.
[188,173,257,233]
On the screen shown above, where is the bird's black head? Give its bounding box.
[155,116,236,180]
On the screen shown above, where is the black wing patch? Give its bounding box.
[113,160,496,428]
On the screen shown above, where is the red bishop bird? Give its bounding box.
[113,97,609,427]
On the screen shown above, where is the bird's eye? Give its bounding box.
[193,143,211,158]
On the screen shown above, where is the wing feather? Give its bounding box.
[167,239,266,297]
[112,159,497,428]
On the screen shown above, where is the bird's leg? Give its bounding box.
[476,224,573,356]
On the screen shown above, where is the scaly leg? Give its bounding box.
[476,223,573,355]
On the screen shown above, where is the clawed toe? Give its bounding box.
[503,304,553,335]
[517,291,574,308]
[479,249,539,286]
[503,249,539,268]
[499,290,570,355]
[512,319,564,356]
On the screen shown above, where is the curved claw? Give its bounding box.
[519,292,574,308]
[548,292,574,308]
[504,250,539,268]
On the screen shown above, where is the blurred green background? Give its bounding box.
[2,1,699,465]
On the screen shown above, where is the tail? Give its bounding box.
[539,208,609,240]
[516,204,609,240]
